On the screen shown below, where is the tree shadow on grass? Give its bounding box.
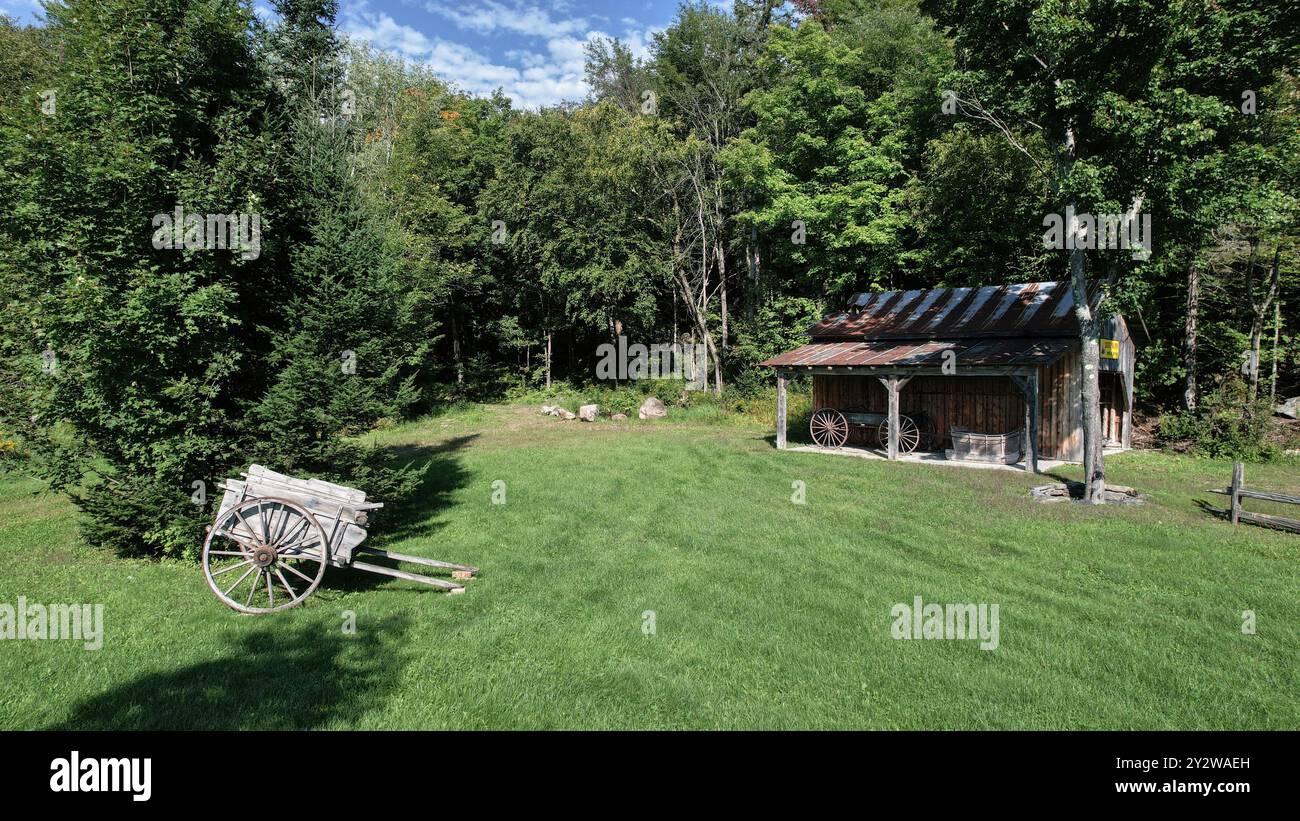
[371,434,477,543]
[49,614,412,730]
[317,434,478,596]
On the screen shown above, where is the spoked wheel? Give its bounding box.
[877,414,922,454]
[203,497,330,614]
[810,408,849,448]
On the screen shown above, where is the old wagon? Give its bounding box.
[808,407,931,453]
[202,465,478,614]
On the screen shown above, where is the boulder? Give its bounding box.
[612,413,628,421]
[579,404,600,422]
[541,405,556,416]
[1276,396,1300,419]
[638,396,667,420]
[558,409,576,420]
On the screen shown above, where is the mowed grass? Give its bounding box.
[0,404,1296,729]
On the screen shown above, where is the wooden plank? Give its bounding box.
[355,546,479,573]
[351,560,465,591]
[1230,462,1244,525]
[1236,488,1300,506]
[1237,510,1300,534]
[776,373,788,450]
[1023,371,1039,473]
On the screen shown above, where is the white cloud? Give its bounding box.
[339,0,663,109]
[423,0,589,40]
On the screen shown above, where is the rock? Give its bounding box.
[612,413,628,421]
[1276,396,1300,419]
[579,404,599,422]
[558,409,576,420]
[1031,482,1144,505]
[638,396,667,420]
[541,405,556,415]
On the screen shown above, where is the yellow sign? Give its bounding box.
[1100,339,1120,360]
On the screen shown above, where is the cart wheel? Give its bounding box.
[203,497,330,615]
[877,415,922,454]
[810,408,849,448]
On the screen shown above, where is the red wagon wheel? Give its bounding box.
[203,497,330,615]
[877,414,922,454]
[810,408,849,448]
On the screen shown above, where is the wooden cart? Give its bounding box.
[202,465,478,614]
[808,407,931,453]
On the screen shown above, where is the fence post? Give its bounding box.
[776,373,788,450]
[1230,461,1244,526]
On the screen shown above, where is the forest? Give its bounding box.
[0,0,1296,556]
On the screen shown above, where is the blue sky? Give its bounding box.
[0,0,693,108]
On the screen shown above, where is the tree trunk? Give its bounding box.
[745,224,760,317]
[1068,244,1105,504]
[451,308,464,387]
[545,331,552,390]
[1183,262,1200,412]
[1271,300,1281,402]
[674,265,723,396]
[717,241,728,351]
[1247,247,1281,403]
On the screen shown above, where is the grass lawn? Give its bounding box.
[0,403,1296,729]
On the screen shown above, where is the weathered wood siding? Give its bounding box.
[1038,348,1083,461]
[813,374,1027,451]
[810,349,1086,460]
[1100,372,1124,445]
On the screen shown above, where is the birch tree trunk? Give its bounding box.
[1068,245,1106,504]
[1247,247,1280,403]
[1271,300,1281,402]
[1183,262,1199,412]
[451,308,464,386]
[718,241,728,351]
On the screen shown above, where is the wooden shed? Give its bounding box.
[761,281,1135,470]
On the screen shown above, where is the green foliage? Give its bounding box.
[0,0,276,557]
[0,0,428,557]
[2,0,1298,559]
[726,8,949,299]
[1157,376,1280,461]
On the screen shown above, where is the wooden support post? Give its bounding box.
[776,373,788,450]
[1025,370,1039,474]
[1121,368,1134,449]
[880,376,900,460]
[1230,461,1243,525]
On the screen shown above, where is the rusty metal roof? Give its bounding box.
[808,281,1077,340]
[760,337,1074,369]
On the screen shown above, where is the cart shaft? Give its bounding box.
[351,560,465,591]
[355,547,479,574]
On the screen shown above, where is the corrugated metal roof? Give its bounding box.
[760,338,1074,369]
[811,281,1076,340]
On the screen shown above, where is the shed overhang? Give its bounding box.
[760,337,1073,370]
